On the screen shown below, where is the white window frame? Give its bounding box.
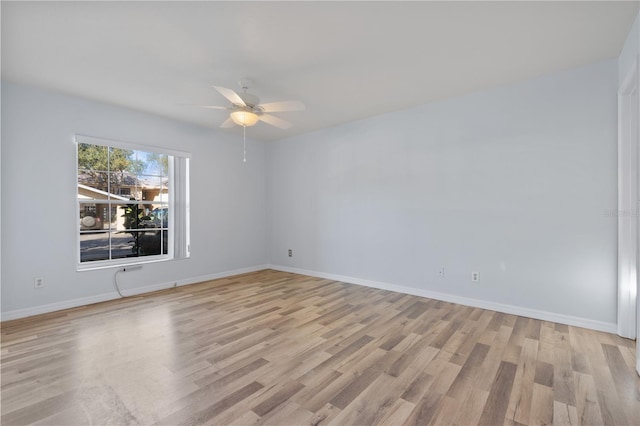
[76,135,190,270]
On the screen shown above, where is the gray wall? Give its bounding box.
[1,82,268,315]
[267,59,619,326]
[0,59,621,328]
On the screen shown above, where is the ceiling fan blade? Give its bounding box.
[259,114,293,129]
[213,86,246,106]
[259,101,306,113]
[220,117,235,128]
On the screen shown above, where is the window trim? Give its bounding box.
[75,134,190,271]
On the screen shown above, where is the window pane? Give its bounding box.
[148,206,168,229]
[111,231,138,259]
[77,143,108,172]
[108,171,138,197]
[109,146,137,174]
[138,175,155,202]
[79,203,108,231]
[111,204,163,258]
[138,229,164,256]
[78,171,110,195]
[109,230,163,259]
[106,206,119,230]
[144,152,169,177]
[115,203,148,231]
[80,232,110,262]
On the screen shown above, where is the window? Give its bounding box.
[76,135,190,269]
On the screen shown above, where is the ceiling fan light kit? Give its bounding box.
[230,110,259,127]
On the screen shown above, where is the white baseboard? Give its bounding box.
[3,263,618,334]
[267,264,617,334]
[1,292,118,322]
[0,265,270,322]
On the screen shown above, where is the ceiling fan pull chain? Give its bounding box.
[243,125,247,163]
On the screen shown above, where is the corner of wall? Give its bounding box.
[619,11,640,85]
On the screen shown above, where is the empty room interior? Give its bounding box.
[2,1,640,425]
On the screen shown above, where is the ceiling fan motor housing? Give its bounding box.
[238,92,260,108]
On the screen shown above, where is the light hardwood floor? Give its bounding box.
[1,270,638,425]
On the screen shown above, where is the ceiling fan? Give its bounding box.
[192,79,305,129]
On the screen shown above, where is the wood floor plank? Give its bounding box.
[505,338,538,424]
[327,371,399,425]
[426,394,460,426]
[534,360,554,388]
[446,342,490,399]
[602,343,637,400]
[574,371,605,425]
[401,370,435,404]
[450,315,489,366]
[528,382,554,426]
[377,398,415,425]
[306,402,341,426]
[451,386,489,426]
[553,400,579,426]
[257,400,313,426]
[403,390,443,426]
[296,348,387,413]
[478,360,518,425]
[475,323,513,392]
[251,380,305,417]
[1,269,638,426]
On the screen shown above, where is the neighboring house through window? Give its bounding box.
[76,135,190,269]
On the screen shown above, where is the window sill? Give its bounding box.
[77,255,172,272]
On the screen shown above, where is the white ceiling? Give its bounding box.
[2,1,638,141]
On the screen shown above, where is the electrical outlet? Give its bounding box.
[471,272,480,282]
[34,277,44,289]
[288,249,293,257]
[438,267,445,278]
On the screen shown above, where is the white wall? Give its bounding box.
[268,59,618,328]
[1,82,268,317]
[0,58,622,329]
